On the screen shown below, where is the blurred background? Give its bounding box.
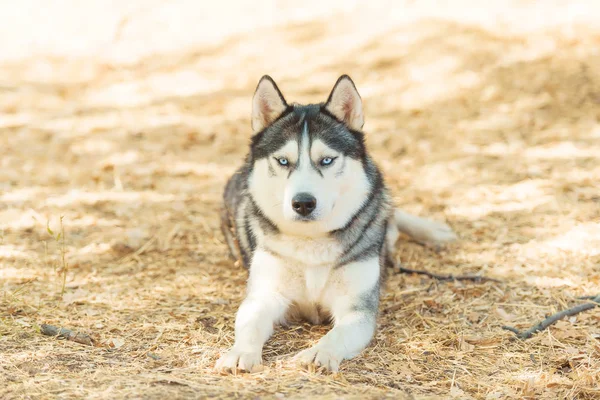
[1,1,600,399]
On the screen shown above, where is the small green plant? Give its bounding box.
[47,216,68,297]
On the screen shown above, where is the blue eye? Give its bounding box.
[277,157,289,166]
[320,157,335,166]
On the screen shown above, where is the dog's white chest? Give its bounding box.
[265,234,343,267]
[257,233,345,322]
[287,264,335,324]
[303,265,331,302]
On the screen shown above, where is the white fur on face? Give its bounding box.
[248,132,371,237]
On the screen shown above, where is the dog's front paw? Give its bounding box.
[293,345,340,372]
[215,348,262,373]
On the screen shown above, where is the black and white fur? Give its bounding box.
[216,75,456,373]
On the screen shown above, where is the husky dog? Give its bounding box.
[216,75,456,373]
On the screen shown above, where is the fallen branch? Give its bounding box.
[577,295,598,300]
[396,265,501,283]
[502,295,600,340]
[40,323,95,346]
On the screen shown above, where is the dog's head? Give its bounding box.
[248,75,374,236]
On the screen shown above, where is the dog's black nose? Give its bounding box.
[292,193,317,217]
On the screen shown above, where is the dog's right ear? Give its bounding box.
[252,75,288,133]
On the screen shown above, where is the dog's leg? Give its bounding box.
[293,258,379,372]
[215,250,289,372]
[293,305,376,372]
[391,209,457,246]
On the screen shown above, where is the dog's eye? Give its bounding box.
[276,157,289,167]
[320,157,335,166]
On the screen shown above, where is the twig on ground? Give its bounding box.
[502,295,600,340]
[577,295,598,300]
[40,323,95,346]
[395,265,501,283]
[117,235,157,263]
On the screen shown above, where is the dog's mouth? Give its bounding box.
[293,214,317,223]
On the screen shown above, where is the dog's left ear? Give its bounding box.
[325,75,364,131]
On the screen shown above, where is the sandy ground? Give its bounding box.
[2,1,600,399]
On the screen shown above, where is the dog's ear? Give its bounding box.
[252,75,288,132]
[325,75,364,131]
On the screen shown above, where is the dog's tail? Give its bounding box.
[386,209,458,249]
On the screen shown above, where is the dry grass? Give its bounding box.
[2,1,600,399]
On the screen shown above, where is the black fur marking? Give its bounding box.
[304,121,324,177]
[248,196,279,235]
[337,198,381,260]
[244,213,256,254]
[352,284,380,313]
[335,156,346,178]
[236,219,252,268]
[378,219,389,258]
[311,159,324,177]
[329,162,383,236]
[250,106,295,159]
[297,122,305,169]
[295,103,321,119]
[318,107,366,159]
[252,104,366,162]
[336,241,381,267]
[267,159,276,177]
